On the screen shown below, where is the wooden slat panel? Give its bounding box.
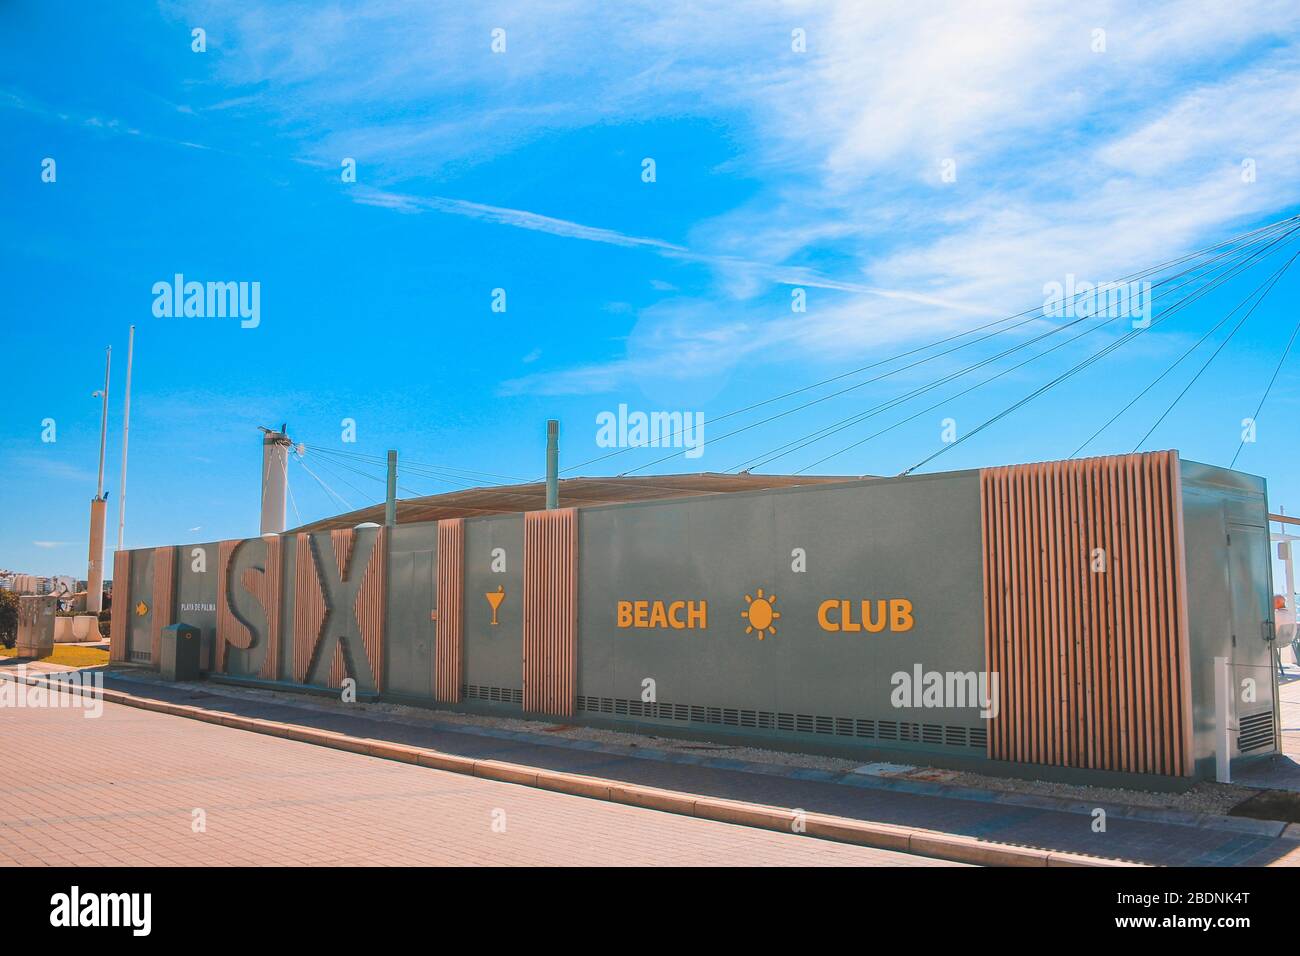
[150,546,175,665]
[354,528,387,692]
[328,642,347,688]
[434,519,464,703]
[293,534,326,683]
[331,529,354,581]
[980,451,1192,776]
[109,550,131,662]
[324,530,353,690]
[215,539,249,674]
[257,536,284,681]
[522,509,577,717]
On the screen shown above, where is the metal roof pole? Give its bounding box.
[385,449,398,527]
[546,420,559,510]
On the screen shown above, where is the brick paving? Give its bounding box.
[7,663,1300,866]
[98,675,1300,865]
[0,699,955,866]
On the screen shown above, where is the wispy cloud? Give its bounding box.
[145,1,1300,396]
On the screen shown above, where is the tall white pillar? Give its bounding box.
[260,428,291,534]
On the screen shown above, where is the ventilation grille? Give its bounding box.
[573,695,986,750]
[129,650,151,663]
[462,683,523,705]
[1239,711,1275,753]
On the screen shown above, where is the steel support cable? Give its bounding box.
[302,444,526,491]
[303,447,478,485]
[734,241,1266,475]
[793,312,1130,474]
[292,455,354,513]
[301,446,497,493]
[1134,251,1300,453]
[728,224,1300,474]
[300,441,729,515]
[899,229,1300,476]
[1229,309,1300,470]
[301,451,543,521]
[295,455,577,521]
[285,468,303,527]
[562,214,1300,476]
[303,437,805,504]
[301,452,450,507]
[306,445,528,484]
[621,221,1300,477]
[295,217,1300,488]
[1073,251,1300,458]
[301,443,528,482]
[294,456,513,522]
[738,309,1124,473]
[306,454,379,506]
[798,239,1300,476]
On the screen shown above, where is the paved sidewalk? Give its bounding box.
[2,698,949,866]
[23,666,1297,866]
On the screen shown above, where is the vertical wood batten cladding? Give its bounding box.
[522,509,577,717]
[150,547,175,664]
[215,539,250,673]
[109,550,131,662]
[354,528,387,692]
[324,530,354,689]
[331,529,354,582]
[434,519,464,703]
[256,536,283,681]
[981,451,1192,776]
[293,534,326,683]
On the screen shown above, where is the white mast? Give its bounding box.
[116,325,134,552]
[86,346,111,613]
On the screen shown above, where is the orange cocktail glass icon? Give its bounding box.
[485,586,505,625]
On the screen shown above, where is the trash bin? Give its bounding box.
[158,623,202,681]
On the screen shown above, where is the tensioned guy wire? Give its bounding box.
[1228,311,1300,469]
[795,231,1300,475]
[736,220,1300,474]
[899,225,1300,476]
[1072,250,1300,457]
[735,228,1286,474]
[563,213,1300,475]
[1132,251,1300,453]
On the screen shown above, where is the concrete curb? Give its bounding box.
[0,671,1141,868]
[103,667,1283,839]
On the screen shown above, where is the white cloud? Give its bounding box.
[166,0,1300,395]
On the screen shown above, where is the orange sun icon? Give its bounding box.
[742,587,780,639]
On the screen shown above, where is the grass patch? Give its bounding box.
[0,645,110,667]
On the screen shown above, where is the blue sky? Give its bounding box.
[3,0,1300,576]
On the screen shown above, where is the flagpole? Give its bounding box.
[116,325,134,552]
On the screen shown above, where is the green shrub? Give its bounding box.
[0,590,17,648]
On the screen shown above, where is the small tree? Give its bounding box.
[0,590,18,648]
